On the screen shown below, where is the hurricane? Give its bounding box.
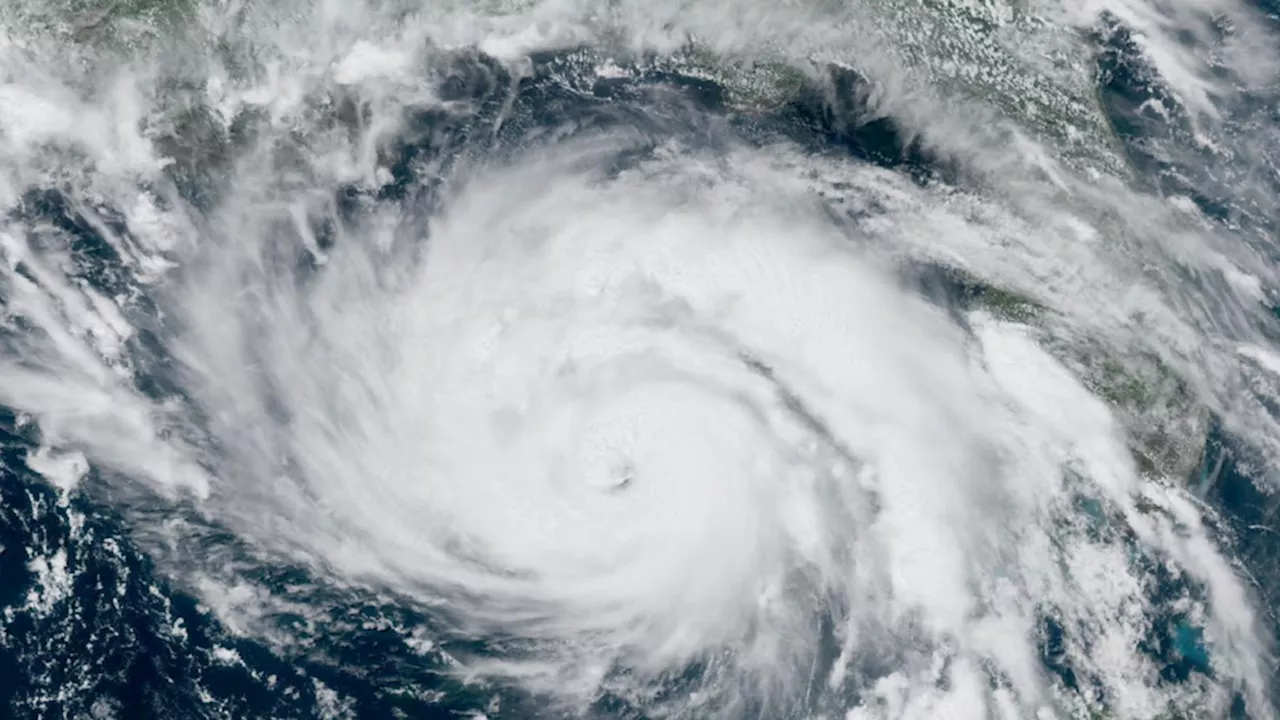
[2,0,1280,718]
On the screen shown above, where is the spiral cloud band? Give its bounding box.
[154,138,1266,717]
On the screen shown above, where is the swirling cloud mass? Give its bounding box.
[1,0,1279,718]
